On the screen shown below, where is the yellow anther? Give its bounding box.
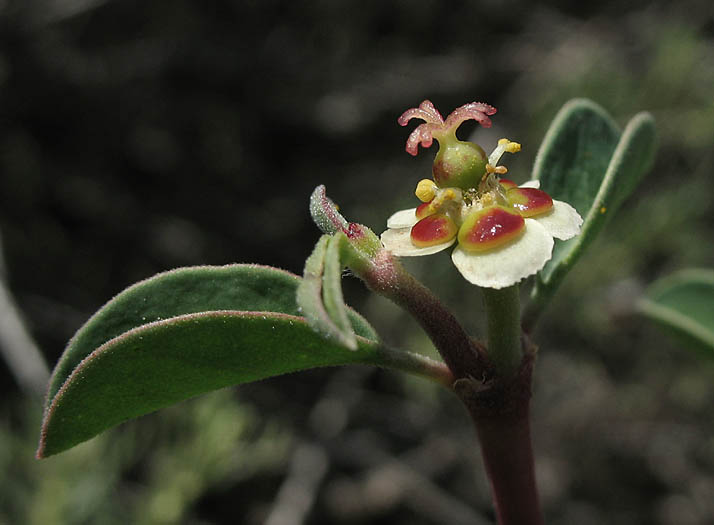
[506,142,521,153]
[489,139,520,166]
[444,189,455,199]
[485,163,508,175]
[497,138,521,153]
[480,192,495,207]
[415,179,437,202]
[498,139,521,153]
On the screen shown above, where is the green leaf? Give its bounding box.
[638,269,714,354]
[38,312,383,458]
[46,264,377,409]
[296,234,360,350]
[526,99,657,325]
[323,235,356,343]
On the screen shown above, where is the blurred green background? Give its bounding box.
[1,1,713,524]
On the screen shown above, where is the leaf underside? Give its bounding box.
[39,264,378,458]
[639,269,714,355]
[297,234,359,351]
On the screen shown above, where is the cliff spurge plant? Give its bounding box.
[37,98,656,525]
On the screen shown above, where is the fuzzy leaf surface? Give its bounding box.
[296,236,358,350]
[46,264,377,409]
[530,99,656,305]
[38,312,381,457]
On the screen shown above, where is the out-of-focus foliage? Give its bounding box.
[639,269,714,355]
[1,0,713,524]
[3,390,289,525]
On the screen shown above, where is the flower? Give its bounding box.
[380,100,583,289]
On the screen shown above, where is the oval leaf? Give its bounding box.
[526,100,656,325]
[638,269,714,354]
[38,312,383,457]
[47,264,377,409]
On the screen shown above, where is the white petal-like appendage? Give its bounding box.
[519,180,540,189]
[533,200,582,240]
[380,227,455,256]
[386,208,419,229]
[451,219,554,289]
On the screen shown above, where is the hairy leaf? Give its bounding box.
[296,235,359,350]
[527,99,656,323]
[322,235,356,344]
[38,312,382,457]
[46,264,377,409]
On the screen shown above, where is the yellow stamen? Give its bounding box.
[489,139,521,166]
[502,139,521,153]
[415,179,437,202]
[485,163,508,175]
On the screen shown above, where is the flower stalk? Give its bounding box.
[364,247,543,525]
[482,285,523,377]
[361,249,487,380]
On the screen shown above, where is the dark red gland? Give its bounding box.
[507,187,553,217]
[415,201,436,219]
[410,214,457,248]
[458,205,525,252]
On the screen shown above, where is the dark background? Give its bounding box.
[1,1,713,524]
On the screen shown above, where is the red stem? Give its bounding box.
[475,405,543,525]
[358,249,542,524]
[456,353,543,525]
[360,250,487,379]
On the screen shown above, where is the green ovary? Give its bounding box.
[432,141,487,190]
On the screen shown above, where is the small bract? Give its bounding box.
[382,100,583,289]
